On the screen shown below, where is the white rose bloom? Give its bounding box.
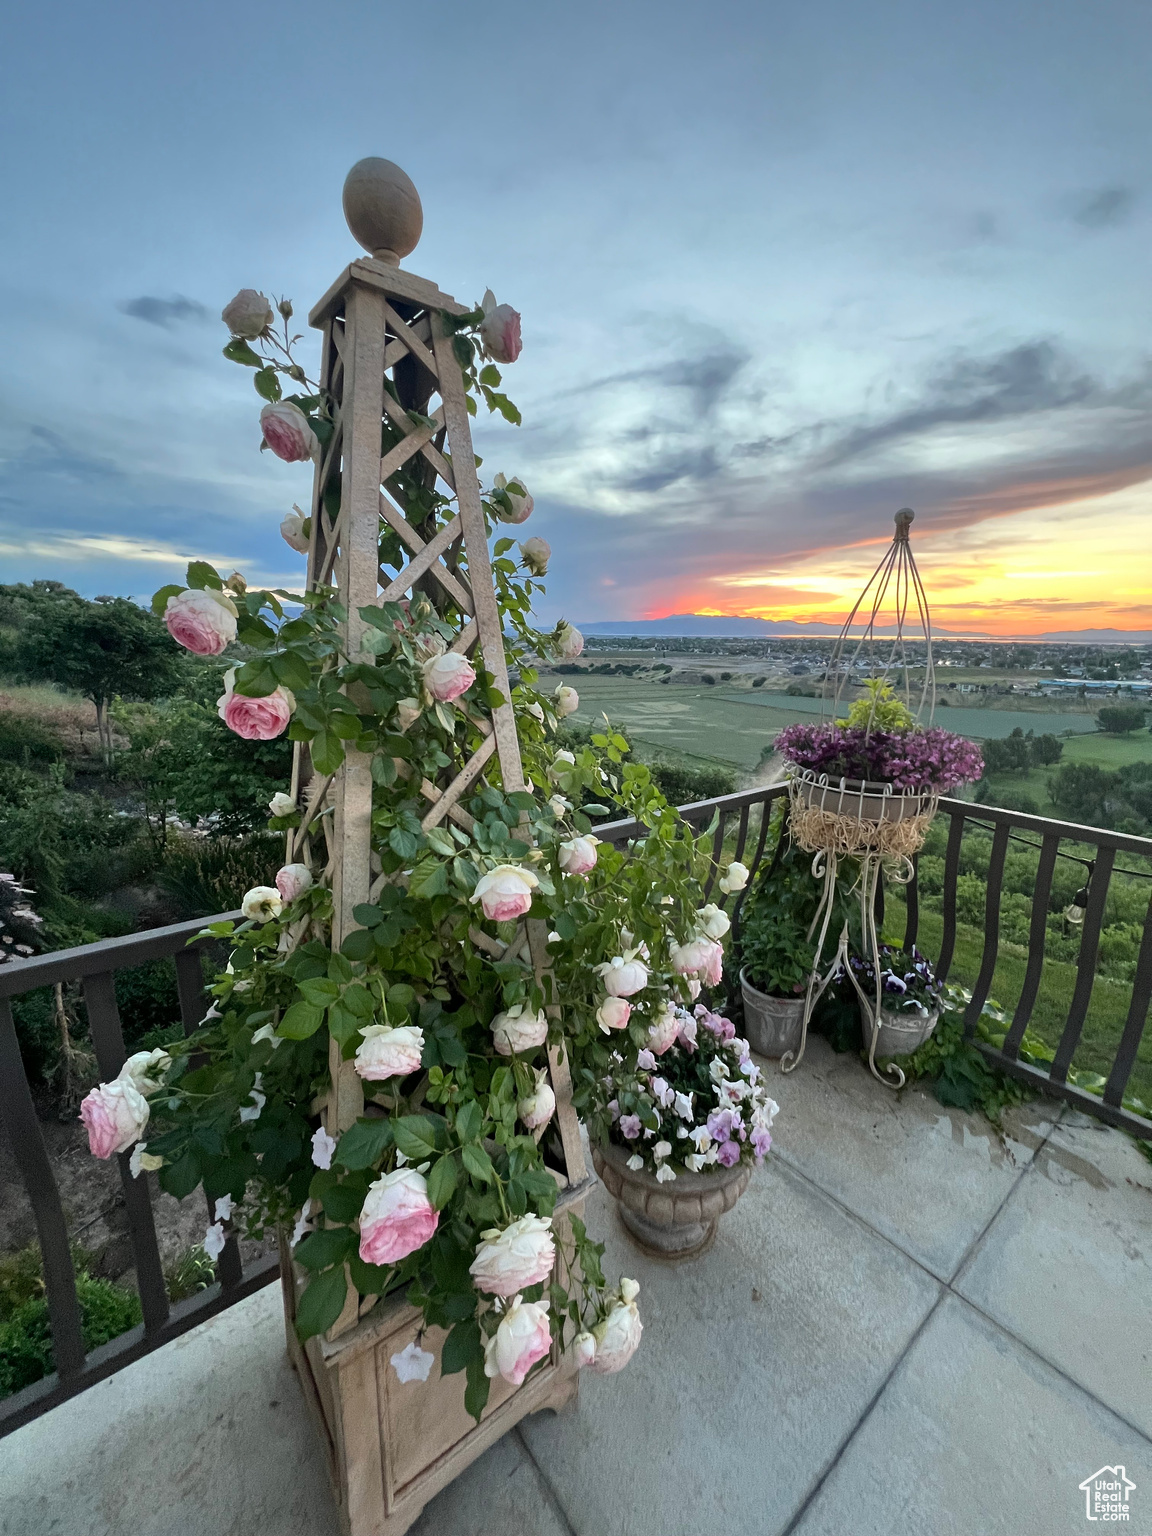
[554,621,584,660]
[589,1298,643,1375]
[553,684,579,718]
[572,1330,597,1368]
[471,864,538,923]
[268,791,296,818]
[354,1024,425,1080]
[469,1213,556,1297]
[517,1068,557,1132]
[241,886,283,923]
[547,795,570,820]
[491,1004,549,1056]
[558,836,598,876]
[118,1048,171,1095]
[280,506,310,554]
[697,903,731,941]
[519,536,550,576]
[422,649,476,703]
[597,955,648,997]
[549,751,576,780]
[221,288,273,337]
[719,861,750,894]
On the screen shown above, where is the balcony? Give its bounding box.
[1,786,1150,1534]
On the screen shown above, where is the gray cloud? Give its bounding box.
[1070,186,1136,228]
[119,294,209,328]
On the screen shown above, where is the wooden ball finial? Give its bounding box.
[342,158,423,266]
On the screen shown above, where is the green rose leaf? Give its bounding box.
[295,1265,349,1341]
[441,1317,481,1376]
[426,1151,459,1210]
[294,1226,356,1271]
[223,337,263,368]
[339,928,378,963]
[334,1117,394,1170]
[185,561,222,591]
[326,1002,362,1046]
[151,584,182,616]
[464,1350,491,1422]
[254,367,282,402]
[455,1100,483,1143]
[277,1001,325,1040]
[321,1183,367,1223]
[310,731,346,775]
[393,1116,438,1163]
[348,1255,393,1296]
[158,1148,201,1200]
[407,858,449,900]
[271,650,312,692]
[461,1144,494,1184]
[298,977,340,1007]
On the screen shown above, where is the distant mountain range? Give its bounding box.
[576,614,1152,643]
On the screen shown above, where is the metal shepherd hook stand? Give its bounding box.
[780,509,939,1088]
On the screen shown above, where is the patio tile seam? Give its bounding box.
[777,1290,948,1536]
[942,1289,1152,1448]
[513,1424,580,1536]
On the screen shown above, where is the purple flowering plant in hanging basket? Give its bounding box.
[774,723,984,794]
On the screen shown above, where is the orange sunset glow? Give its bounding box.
[643,478,1152,636]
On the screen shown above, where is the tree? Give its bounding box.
[15,597,186,761]
[1097,704,1147,735]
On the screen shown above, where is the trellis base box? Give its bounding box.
[279,1183,589,1536]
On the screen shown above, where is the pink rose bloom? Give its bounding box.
[472,865,538,922]
[260,401,319,463]
[217,669,294,741]
[422,650,475,702]
[596,996,631,1034]
[671,937,724,987]
[275,863,313,902]
[479,289,522,364]
[558,836,598,877]
[647,1005,680,1056]
[470,1214,555,1296]
[164,587,238,657]
[354,1024,425,1080]
[80,1078,150,1158]
[358,1168,439,1265]
[484,1295,551,1386]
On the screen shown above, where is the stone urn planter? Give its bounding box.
[739,968,805,1059]
[859,1000,939,1058]
[592,1141,752,1260]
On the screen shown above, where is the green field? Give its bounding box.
[980,727,1152,815]
[567,673,1152,778]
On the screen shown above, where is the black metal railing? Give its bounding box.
[0,914,278,1436]
[1,785,1149,1433]
[598,785,1152,1138]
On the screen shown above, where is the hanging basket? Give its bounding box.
[787,770,938,859]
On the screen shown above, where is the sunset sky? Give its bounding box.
[1,0,1150,637]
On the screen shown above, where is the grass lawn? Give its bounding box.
[568,675,791,770]
[884,895,1151,1107]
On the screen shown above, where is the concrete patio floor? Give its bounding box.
[3,1035,1150,1536]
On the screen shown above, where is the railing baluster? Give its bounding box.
[701,812,728,901]
[732,789,782,937]
[0,999,87,1379]
[903,854,920,951]
[1002,834,1059,1059]
[1103,888,1152,1108]
[963,822,1010,1036]
[81,971,171,1335]
[1049,846,1116,1086]
[935,812,965,984]
[174,946,208,1035]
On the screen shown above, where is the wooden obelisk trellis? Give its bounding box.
[278,161,585,1536]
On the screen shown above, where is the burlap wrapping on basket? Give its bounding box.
[788,800,936,859]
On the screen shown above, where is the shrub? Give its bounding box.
[0,1244,142,1399]
[0,711,63,767]
[1097,704,1147,735]
[159,833,281,919]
